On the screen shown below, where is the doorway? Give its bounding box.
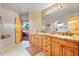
[22,20,29,41]
[21,20,30,48]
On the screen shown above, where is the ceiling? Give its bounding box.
[0,3,54,14]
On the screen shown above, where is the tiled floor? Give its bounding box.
[1,41,45,56]
[21,41,30,48]
[2,43,30,56]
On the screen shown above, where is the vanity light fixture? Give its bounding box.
[46,5,63,15]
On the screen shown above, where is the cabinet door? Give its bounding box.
[43,36,52,56]
[29,34,35,45]
[35,35,39,46]
[29,34,32,43]
[52,42,63,56]
[63,46,78,56]
[38,35,43,49]
[31,36,34,45]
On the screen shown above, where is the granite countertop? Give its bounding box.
[34,32,79,43]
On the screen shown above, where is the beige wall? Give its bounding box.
[0,17,1,40]
[20,13,29,21]
[29,11,41,33]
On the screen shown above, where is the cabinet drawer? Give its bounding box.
[63,41,78,48]
[43,37,51,44]
[52,37,65,44]
[43,35,51,41]
[52,37,78,48]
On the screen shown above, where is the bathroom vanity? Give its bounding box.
[29,33,79,56]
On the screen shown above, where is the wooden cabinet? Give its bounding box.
[52,42,63,56]
[63,46,78,56]
[38,35,43,49]
[52,37,79,56]
[52,38,64,56]
[29,33,79,56]
[52,41,78,56]
[43,36,52,56]
[29,34,35,45]
[29,34,32,43]
[35,35,39,47]
[62,40,78,56]
[62,41,78,56]
[29,34,43,49]
[63,47,78,56]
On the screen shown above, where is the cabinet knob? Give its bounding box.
[45,49,48,52]
[61,45,63,47]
